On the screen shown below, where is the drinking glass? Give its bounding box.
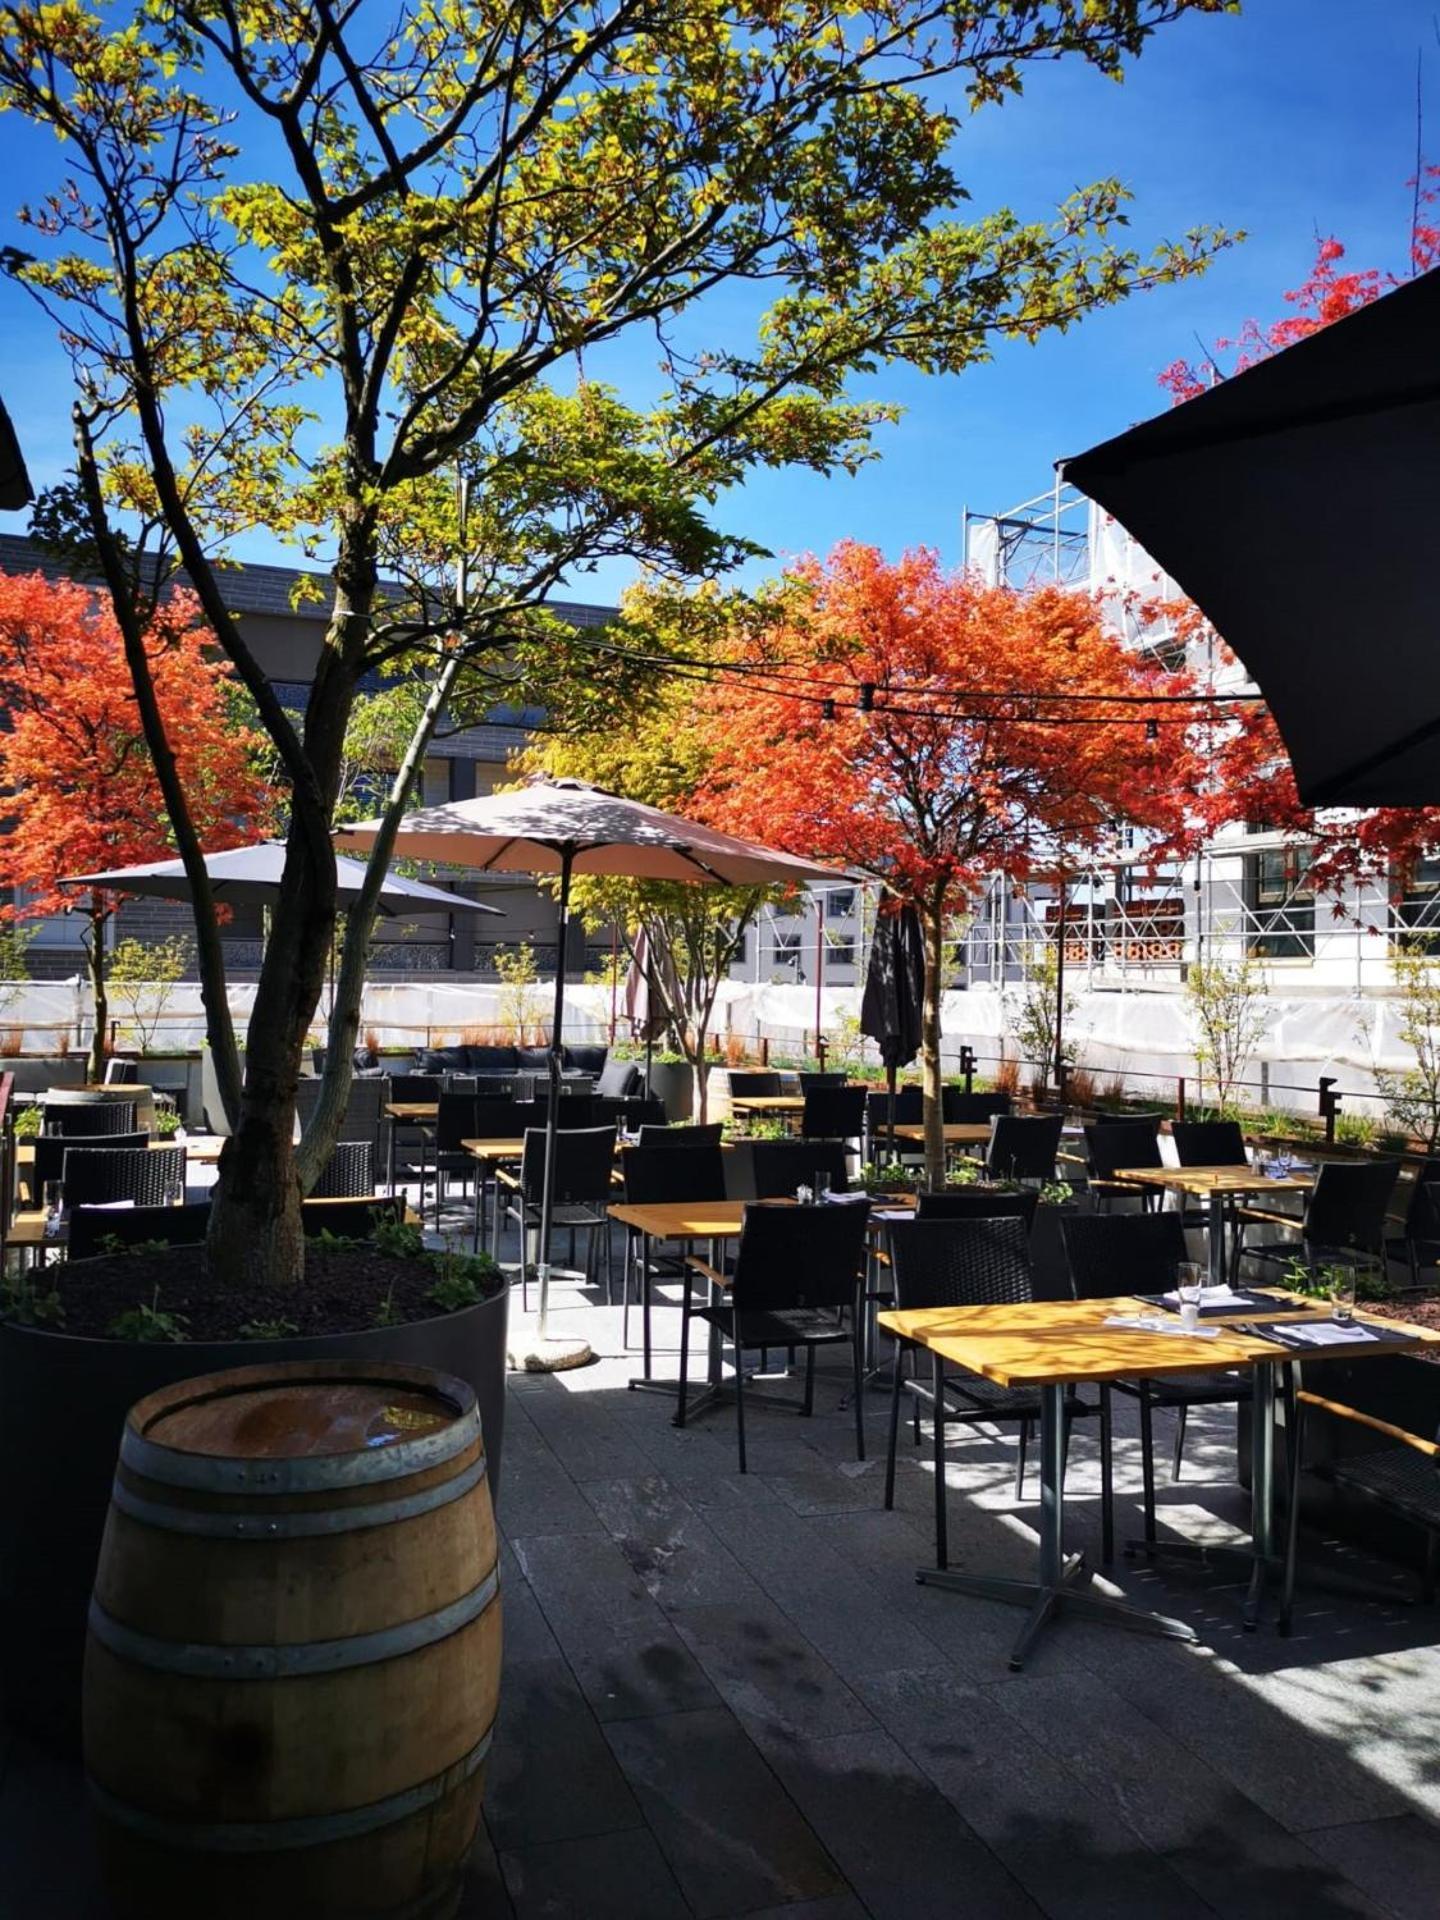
[1329,1263,1358,1324]
[42,1180,63,1240]
[815,1171,833,1203]
[795,1183,813,1205]
[1175,1260,1205,1331]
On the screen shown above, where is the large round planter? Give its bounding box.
[0,1280,509,1753]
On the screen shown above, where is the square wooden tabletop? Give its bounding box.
[889,1123,993,1146]
[1111,1164,1313,1197]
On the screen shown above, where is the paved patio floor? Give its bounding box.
[7,1206,1440,1917]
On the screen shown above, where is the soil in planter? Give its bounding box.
[1363,1292,1440,1356]
[30,1242,498,1342]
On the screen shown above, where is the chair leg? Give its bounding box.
[802,1343,816,1416]
[884,1348,904,1510]
[733,1309,747,1474]
[1015,1418,1029,1500]
[1100,1384,1114,1565]
[1138,1385,1158,1546]
[932,1354,948,1571]
[911,1346,922,1446]
[1171,1403,1189,1483]
[1279,1393,1306,1635]
[852,1316,865,1463]
[675,1288,692,1428]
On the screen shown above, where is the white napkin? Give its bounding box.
[1103,1314,1222,1340]
[1158,1284,1250,1308]
[1276,1320,1365,1346]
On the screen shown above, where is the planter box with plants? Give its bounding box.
[0,1219,509,1752]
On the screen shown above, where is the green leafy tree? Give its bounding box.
[108,934,192,1054]
[1186,954,1268,1113]
[0,0,1234,1288]
[1371,944,1440,1153]
[493,942,544,1046]
[1006,940,1081,1097]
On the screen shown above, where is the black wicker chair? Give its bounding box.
[464,1095,540,1250]
[1171,1119,1248,1167]
[728,1071,783,1098]
[678,1201,871,1470]
[865,1087,924,1159]
[43,1099,138,1137]
[798,1072,849,1091]
[425,1092,484,1227]
[593,1094,668,1133]
[801,1085,867,1143]
[1235,1157,1400,1281]
[637,1122,725,1148]
[63,1144,186,1211]
[915,1188,1040,1230]
[34,1130,150,1198]
[302,1195,403,1238]
[748,1138,849,1200]
[883,1216,1112,1565]
[309,1139,375,1198]
[620,1142,728,1350]
[1083,1118,1164,1211]
[68,1199,212,1260]
[499,1126,618,1309]
[102,1058,141,1086]
[941,1090,1013,1124]
[1385,1159,1440,1289]
[984,1113,1063,1185]
[1061,1209,1251,1546]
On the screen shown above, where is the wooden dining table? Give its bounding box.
[880,1292,1440,1670]
[1112,1163,1314,1285]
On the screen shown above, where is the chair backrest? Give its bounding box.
[68,1199,211,1260]
[310,1139,374,1198]
[985,1113,1063,1184]
[637,1122,724,1148]
[103,1058,141,1085]
[622,1143,727,1205]
[34,1129,151,1189]
[594,1095,668,1133]
[466,1094,532,1142]
[512,1086,596,1129]
[728,1071,783,1098]
[749,1138,849,1200]
[941,1089,1013,1124]
[865,1087,924,1128]
[386,1073,441,1106]
[915,1187,1040,1231]
[44,1098,138,1137]
[730,1202,870,1314]
[342,1076,386,1143]
[1060,1209,1189,1302]
[1171,1119,1247,1167]
[798,1072,849,1091]
[801,1086,868,1139]
[1304,1157,1401,1255]
[302,1195,403,1238]
[63,1143,186,1211]
[1084,1118,1165,1180]
[520,1125,617,1205]
[1092,1109,1164,1128]
[887,1216,1034,1310]
[434,1091,483,1152]
[1404,1158,1440,1240]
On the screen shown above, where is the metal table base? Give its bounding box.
[917,1380,1197,1671]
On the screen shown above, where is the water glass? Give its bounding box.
[42,1179,63,1221]
[1329,1263,1358,1324]
[815,1171,833,1203]
[1175,1260,1205,1331]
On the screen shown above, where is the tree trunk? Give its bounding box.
[920,897,946,1193]
[694,1035,710,1124]
[86,901,108,1085]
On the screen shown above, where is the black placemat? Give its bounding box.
[1237,1317,1419,1352]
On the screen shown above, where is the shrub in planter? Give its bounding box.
[0,1223,509,1752]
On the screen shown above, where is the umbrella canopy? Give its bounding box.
[859,900,925,1071]
[337,779,851,1364]
[622,928,672,1047]
[62,842,503,917]
[334,776,850,887]
[1061,264,1440,808]
[0,398,32,512]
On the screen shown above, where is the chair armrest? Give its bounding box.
[494,1168,522,1192]
[1297,1389,1440,1459]
[1235,1205,1302,1230]
[684,1255,727,1288]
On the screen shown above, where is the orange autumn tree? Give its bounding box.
[699,542,1206,1186]
[0,571,272,1078]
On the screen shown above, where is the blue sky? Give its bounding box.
[1,0,1434,604]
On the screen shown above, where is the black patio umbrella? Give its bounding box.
[1062,264,1440,807]
[0,398,32,512]
[859,899,924,1158]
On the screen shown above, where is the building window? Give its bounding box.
[1246,846,1314,959]
[826,889,856,919]
[824,939,857,968]
[1394,855,1440,955]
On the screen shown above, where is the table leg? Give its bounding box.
[629,1229,680,1401]
[920,1382,1196,1670]
[1244,1358,1276,1629]
[1208,1190,1227,1287]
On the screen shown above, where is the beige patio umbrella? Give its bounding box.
[336,777,851,1369]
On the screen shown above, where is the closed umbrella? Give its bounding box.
[859,900,925,1159]
[621,928,673,1096]
[1062,264,1440,807]
[337,778,851,1369]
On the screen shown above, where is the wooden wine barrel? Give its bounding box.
[83,1359,501,1920]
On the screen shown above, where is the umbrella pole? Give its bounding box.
[524,844,591,1371]
[886,1062,897,1168]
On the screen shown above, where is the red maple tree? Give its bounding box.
[0,570,273,1077]
[697,542,1205,1180]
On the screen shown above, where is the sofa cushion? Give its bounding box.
[596,1059,641,1099]
[564,1044,609,1074]
[416,1046,471,1073]
[516,1045,553,1071]
[463,1045,518,1073]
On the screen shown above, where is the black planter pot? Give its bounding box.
[0,1281,509,1753]
[1237,1349,1440,1574]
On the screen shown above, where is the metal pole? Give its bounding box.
[608,923,618,1045]
[536,843,573,1343]
[814,894,824,1064]
[1053,870,1066,1099]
